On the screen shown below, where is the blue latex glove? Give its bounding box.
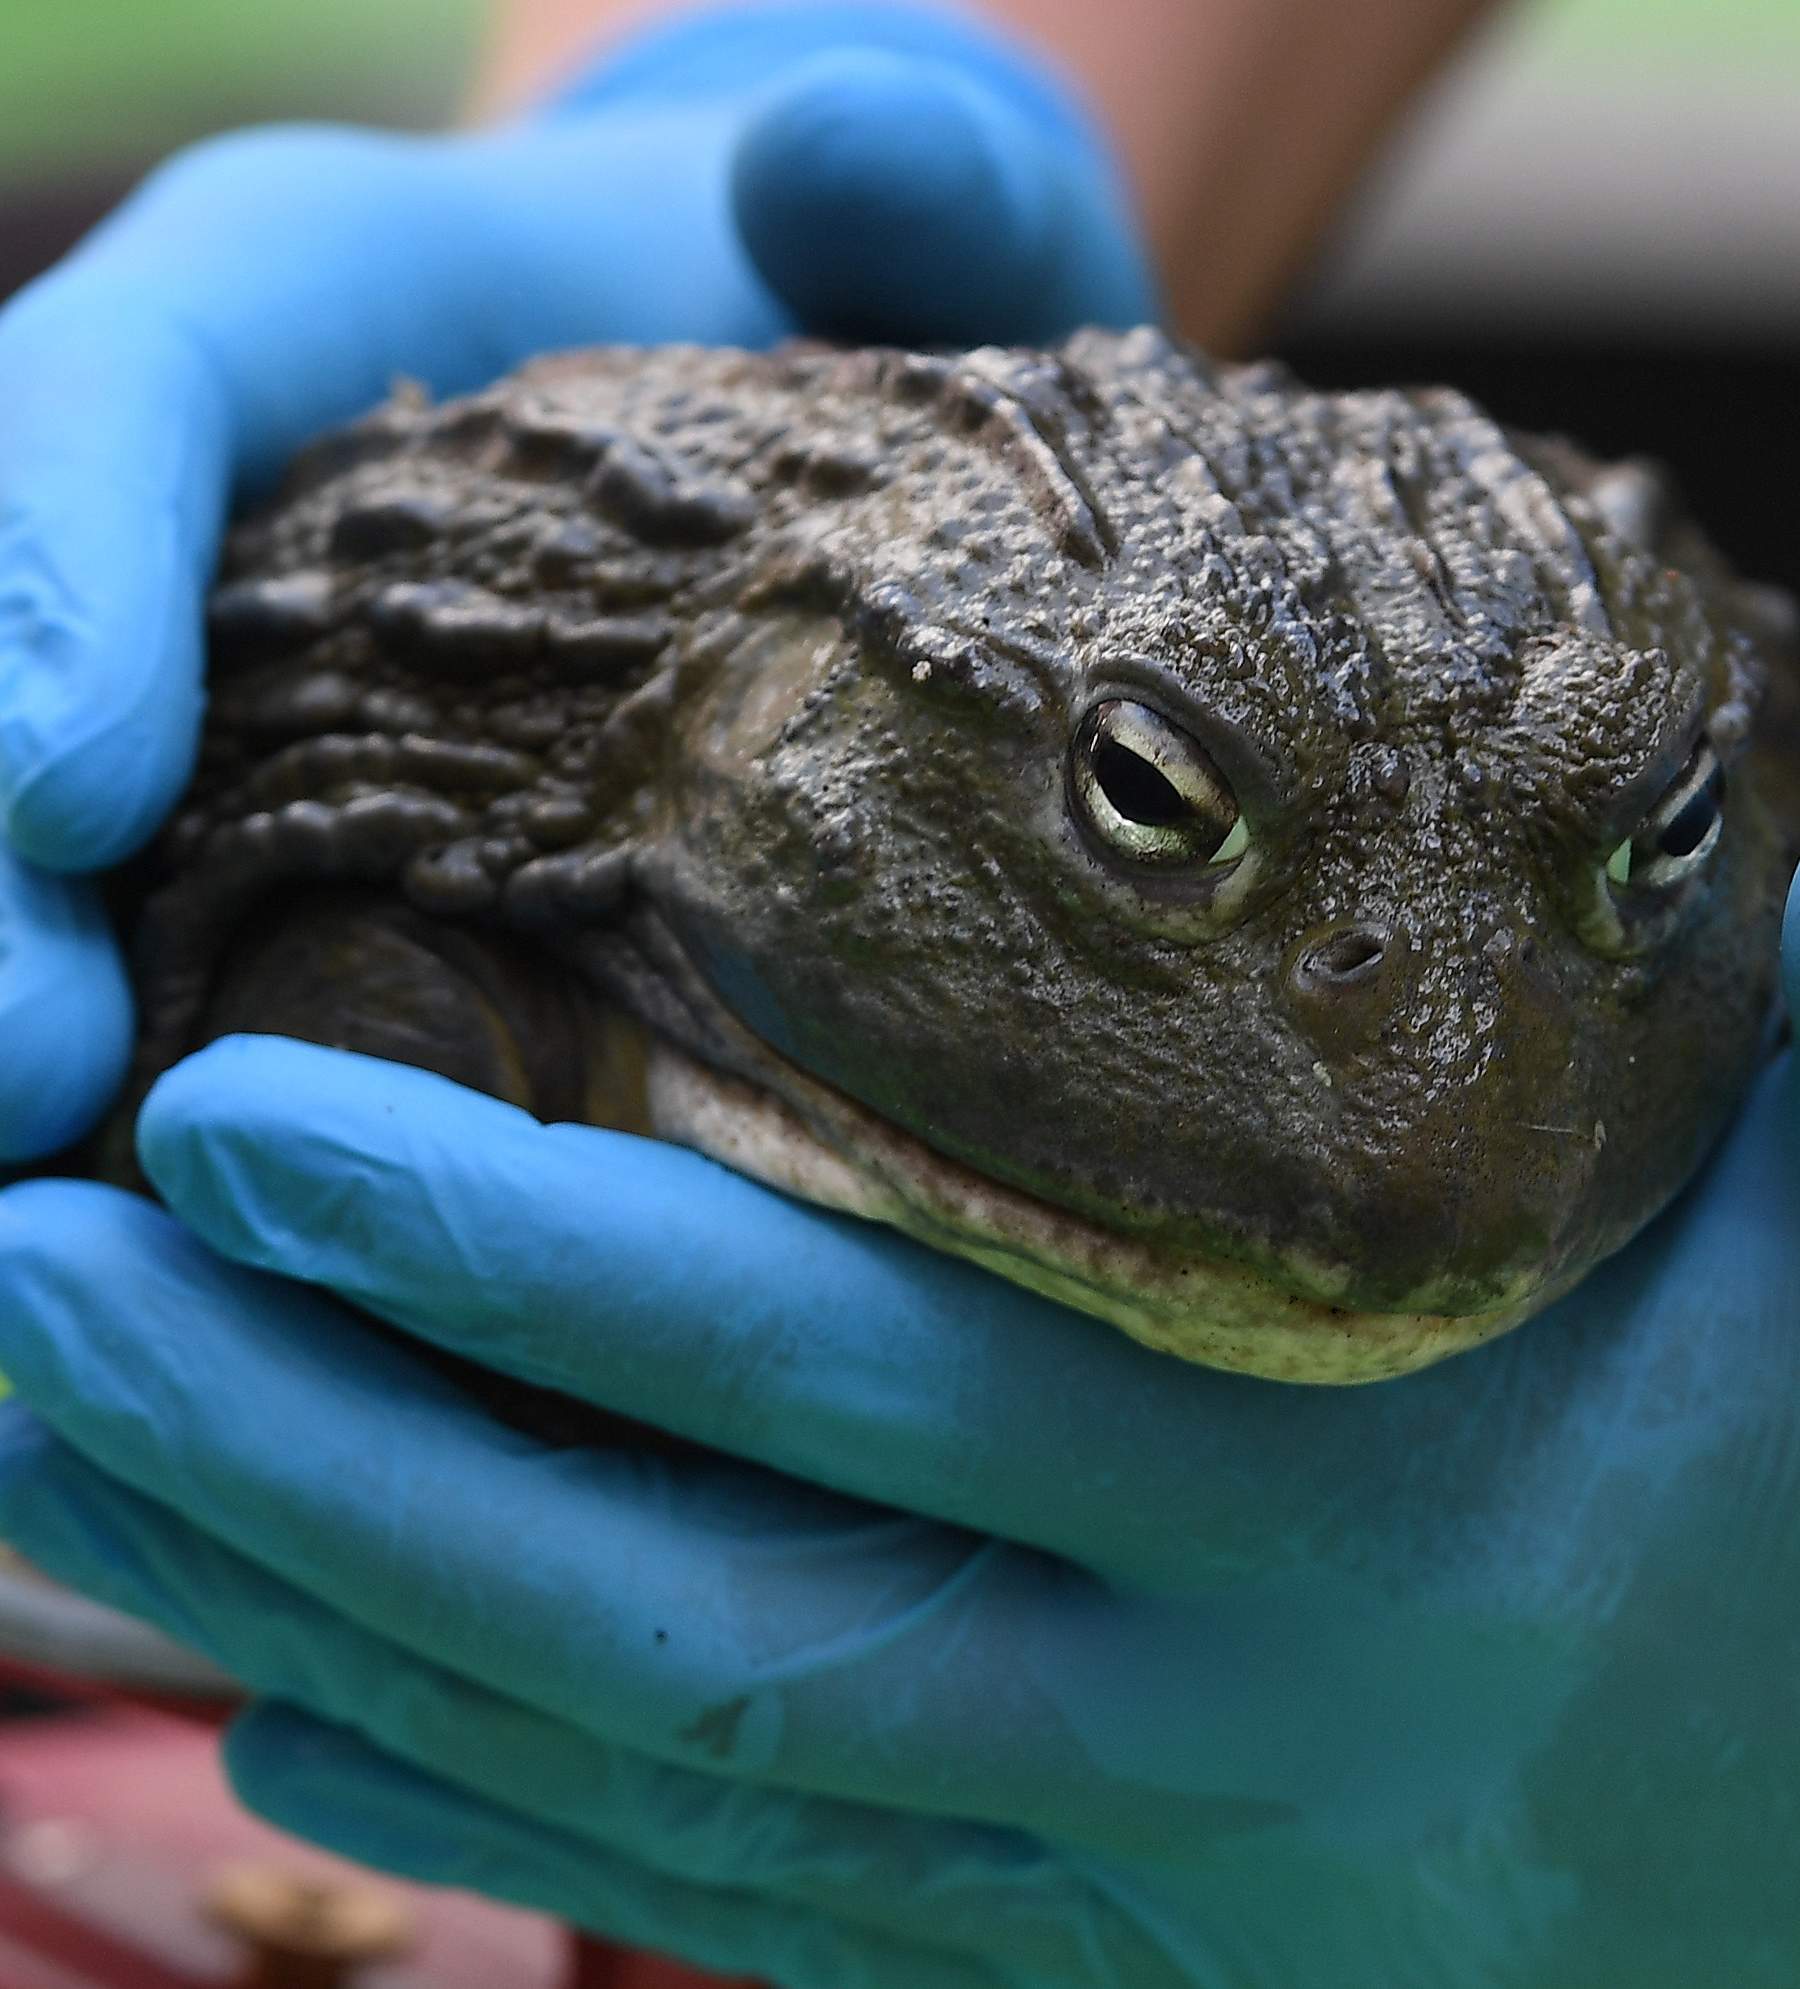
[0,879,1795,1986]
[0,0,1153,1160]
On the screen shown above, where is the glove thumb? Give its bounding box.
[731,46,1157,345]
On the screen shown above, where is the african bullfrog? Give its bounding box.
[104,329,1800,1383]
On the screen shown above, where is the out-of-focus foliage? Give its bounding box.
[0,0,485,181]
[1536,0,1800,58]
[1,0,1792,192]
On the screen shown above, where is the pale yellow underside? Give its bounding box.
[640,1036,1543,1386]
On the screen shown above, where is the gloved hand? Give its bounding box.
[0,0,1153,1160]
[0,878,1795,1987]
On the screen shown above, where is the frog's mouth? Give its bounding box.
[144,886,1551,1385]
[620,978,1552,1387]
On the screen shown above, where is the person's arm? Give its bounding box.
[479,0,1501,349]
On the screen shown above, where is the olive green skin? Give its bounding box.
[112,330,1799,1379]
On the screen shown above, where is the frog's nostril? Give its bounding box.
[1284,920,1401,1052]
[1303,925,1389,985]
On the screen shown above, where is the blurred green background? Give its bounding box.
[0,0,1793,182]
[1,0,485,177]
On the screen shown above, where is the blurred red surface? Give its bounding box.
[0,1681,758,1989]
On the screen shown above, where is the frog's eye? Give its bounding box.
[1603,738,1724,893]
[1070,700,1246,867]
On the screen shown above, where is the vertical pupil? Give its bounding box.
[1092,738,1189,825]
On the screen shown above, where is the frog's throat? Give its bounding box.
[633,1023,1551,1388]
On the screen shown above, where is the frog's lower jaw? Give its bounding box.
[630,1021,1551,1388]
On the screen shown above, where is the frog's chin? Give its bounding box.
[631,1024,1552,1387]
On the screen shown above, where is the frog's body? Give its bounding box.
[110,329,1800,1382]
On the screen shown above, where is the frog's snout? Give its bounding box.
[1283,918,1405,1057]
[1253,908,1605,1311]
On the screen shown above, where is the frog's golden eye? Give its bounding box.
[1071,700,1247,867]
[1604,739,1724,893]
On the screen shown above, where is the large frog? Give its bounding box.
[104,328,1799,1384]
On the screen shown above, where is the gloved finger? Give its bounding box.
[731,49,1155,344]
[138,1036,1236,1584]
[136,1034,1800,1596]
[0,119,786,875]
[0,1413,1128,1983]
[0,850,131,1161]
[553,2,1154,341]
[0,298,225,873]
[227,1706,1007,1989]
[0,1179,1163,1843]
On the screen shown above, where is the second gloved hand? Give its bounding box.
[0,881,1795,1986]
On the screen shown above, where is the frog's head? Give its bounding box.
[648,333,1796,1378]
[126,332,1797,1383]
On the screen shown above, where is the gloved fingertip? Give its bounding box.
[226,1704,469,1878]
[140,1035,545,1279]
[1,743,185,876]
[0,1000,131,1164]
[732,50,1153,345]
[0,866,133,1164]
[0,295,214,875]
[224,1701,344,1810]
[0,1177,149,1269]
[136,1033,249,1159]
[137,1033,396,1194]
[0,1179,161,1414]
[135,1034,307,1244]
